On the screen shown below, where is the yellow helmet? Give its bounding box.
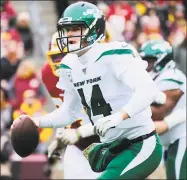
[46,32,67,76]
[100,22,112,43]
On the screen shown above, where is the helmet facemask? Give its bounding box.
[142,52,175,79]
[57,18,105,54]
[57,23,86,53]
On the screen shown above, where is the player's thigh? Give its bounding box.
[98,135,162,179]
[166,137,186,179]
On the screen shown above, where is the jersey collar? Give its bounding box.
[78,43,99,65]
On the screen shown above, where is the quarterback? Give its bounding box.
[12,2,162,179]
[139,40,186,179]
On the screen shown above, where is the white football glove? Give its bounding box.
[56,123,95,145]
[57,128,81,145]
[47,139,65,160]
[94,112,123,137]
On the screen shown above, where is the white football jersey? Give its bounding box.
[154,68,186,148]
[57,41,155,143]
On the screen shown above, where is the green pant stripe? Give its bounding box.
[98,140,143,179]
[180,149,187,179]
[165,139,179,179]
[119,134,162,179]
[165,137,187,179]
[98,134,162,179]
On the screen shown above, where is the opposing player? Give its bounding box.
[12,2,162,179]
[42,32,101,179]
[139,40,186,179]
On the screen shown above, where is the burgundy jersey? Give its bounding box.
[41,62,64,108]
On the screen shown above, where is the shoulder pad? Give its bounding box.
[60,54,78,70]
[157,68,186,86]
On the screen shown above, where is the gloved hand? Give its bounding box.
[94,112,123,137]
[56,123,96,145]
[47,139,65,160]
[57,128,81,145]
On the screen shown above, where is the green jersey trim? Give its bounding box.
[95,49,133,62]
[162,78,184,85]
[59,64,72,70]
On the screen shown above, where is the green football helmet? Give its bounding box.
[139,40,174,73]
[56,1,105,53]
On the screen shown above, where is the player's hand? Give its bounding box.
[11,114,39,130]
[47,139,65,160]
[57,128,81,145]
[94,112,123,137]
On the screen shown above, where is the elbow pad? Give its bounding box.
[153,92,167,105]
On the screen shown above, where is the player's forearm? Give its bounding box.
[36,104,74,128]
[164,107,186,129]
[151,105,167,120]
[154,107,186,134]
[37,91,86,128]
[151,89,183,120]
[121,69,158,118]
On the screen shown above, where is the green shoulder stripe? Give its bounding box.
[95,49,133,62]
[59,63,71,70]
[162,78,184,85]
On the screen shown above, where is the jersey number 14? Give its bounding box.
[78,84,112,123]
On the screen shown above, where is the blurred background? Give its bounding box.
[0,0,186,179]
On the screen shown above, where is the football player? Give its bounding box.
[12,2,162,179]
[139,40,186,179]
[42,32,101,179]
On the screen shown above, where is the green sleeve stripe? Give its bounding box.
[162,78,184,85]
[59,64,71,70]
[95,49,133,62]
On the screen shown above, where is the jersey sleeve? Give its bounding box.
[180,82,186,93]
[155,69,186,92]
[108,52,158,117]
[39,89,88,128]
[108,52,148,84]
[56,69,74,93]
[39,68,89,128]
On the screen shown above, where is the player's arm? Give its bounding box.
[37,69,86,128]
[11,90,82,128]
[11,71,84,129]
[119,60,158,119]
[111,54,158,119]
[154,107,186,134]
[154,82,186,134]
[94,55,158,136]
[151,89,183,120]
[36,90,82,128]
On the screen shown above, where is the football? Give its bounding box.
[11,115,39,157]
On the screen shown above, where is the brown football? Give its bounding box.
[11,115,39,157]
